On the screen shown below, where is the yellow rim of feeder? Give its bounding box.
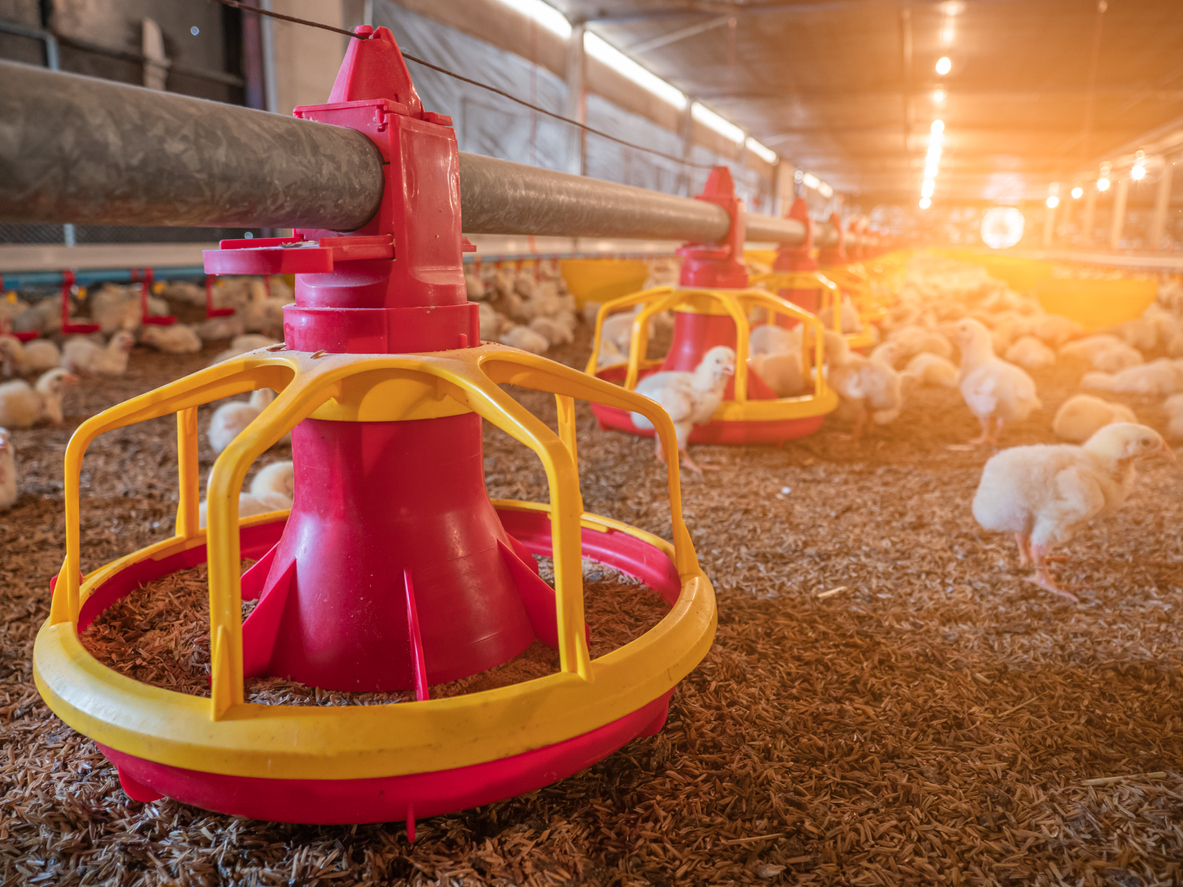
[34,343,716,780]
[585,283,839,420]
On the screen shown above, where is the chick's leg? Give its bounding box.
[1014,532,1032,568]
[1025,542,1080,602]
[968,414,992,445]
[988,416,1005,446]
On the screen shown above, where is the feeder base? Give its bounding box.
[100,692,670,824]
[590,366,827,445]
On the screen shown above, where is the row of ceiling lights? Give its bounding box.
[498,0,846,198]
[1045,151,1153,209]
[918,56,953,209]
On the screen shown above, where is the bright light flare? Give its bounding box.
[692,101,744,144]
[921,179,935,198]
[1131,163,1146,180]
[1097,177,1110,191]
[919,197,932,209]
[933,89,946,105]
[935,56,952,76]
[931,119,945,134]
[1046,195,1060,209]
[1071,186,1084,199]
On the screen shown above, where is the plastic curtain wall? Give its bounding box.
[373,2,776,214]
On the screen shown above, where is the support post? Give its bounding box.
[1109,176,1128,251]
[1082,186,1097,246]
[1042,200,1056,248]
[1149,158,1174,251]
[564,22,586,177]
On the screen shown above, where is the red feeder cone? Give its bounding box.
[771,197,820,325]
[659,168,777,403]
[208,26,560,693]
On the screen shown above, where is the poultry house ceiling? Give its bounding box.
[550,0,1183,204]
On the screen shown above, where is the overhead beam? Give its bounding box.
[690,85,1183,101]
[582,0,1048,23]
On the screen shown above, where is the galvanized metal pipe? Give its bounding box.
[0,61,386,232]
[0,61,858,248]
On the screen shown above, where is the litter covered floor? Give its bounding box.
[2,325,1182,886]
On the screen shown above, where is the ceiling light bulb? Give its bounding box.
[1071,186,1084,199]
[933,89,946,105]
[921,179,935,198]
[931,119,945,134]
[935,56,952,76]
[1131,163,1146,180]
[1097,177,1110,191]
[1046,195,1060,209]
[919,197,932,209]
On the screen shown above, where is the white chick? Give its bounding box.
[901,352,959,388]
[478,302,505,341]
[972,423,1174,599]
[208,388,284,455]
[1113,318,1157,352]
[0,368,77,426]
[750,323,802,358]
[1005,336,1056,370]
[464,270,487,300]
[89,284,140,333]
[529,315,574,347]
[1030,314,1083,348]
[140,323,202,354]
[210,334,281,364]
[596,337,628,370]
[195,312,246,340]
[1167,332,1183,358]
[500,324,549,354]
[749,351,807,398]
[869,340,905,368]
[199,460,295,528]
[1091,343,1144,374]
[0,336,60,375]
[824,330,903,440]
[62,331,135,376]
[1059,334,1125,362]
[819,295,862,333]
[630,346,736,474]
[600,307,641,354]
[1082,360,1179,396]
[954,319,1041,446]
[0,428,15,511]
[1053,394,1138,443]
[1164,394,1183,440]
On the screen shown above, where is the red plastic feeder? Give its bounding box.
[35,26,715,829]
[587,169,837,446]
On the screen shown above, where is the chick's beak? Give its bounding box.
[63,373,79,385]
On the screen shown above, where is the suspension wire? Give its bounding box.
[213,0,726,171]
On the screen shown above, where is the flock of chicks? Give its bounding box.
[1,253,1179,607]
[0,275,296,515]
[590,254,1181,601]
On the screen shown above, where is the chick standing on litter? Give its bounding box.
[630,345,736,474]
[0,368,77,427]
[0,335,62,376]
[61,331,135,376]
[954,318,1041,446]
[1052,394,1137,443]
[901,352,959,388]
[972,423,1174,599]
[0,428,16,511]
[208,388,289,455]
[824,330,903,440]
[199,460,295,528]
